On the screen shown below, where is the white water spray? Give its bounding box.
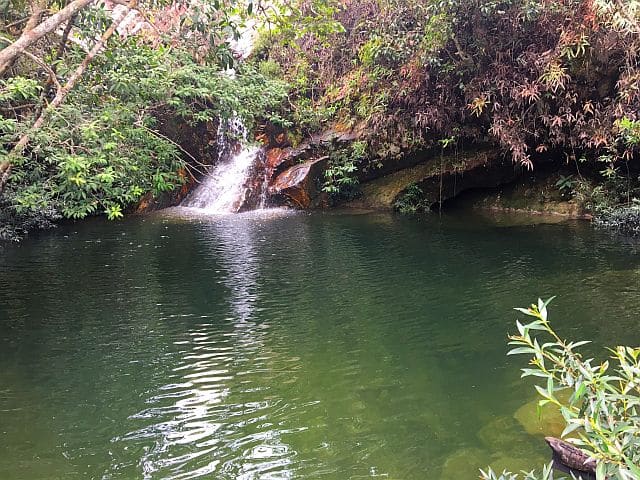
[181,118,263,214]
[180,23,268,215]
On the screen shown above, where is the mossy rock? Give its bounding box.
[477,415,531,453]
[440,447,491,480]
[513,397,566,437]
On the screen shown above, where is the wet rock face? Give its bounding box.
[347,148,515,210]
[238,149,269,212]
[261,127,360,209]
[269,157,329,209]
[264,147,297,185]
[135,113,220,213]
[156,111,220,165]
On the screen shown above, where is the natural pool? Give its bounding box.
[1,210,639,479]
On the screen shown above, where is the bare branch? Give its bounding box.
[0,0,137,196]
[0,0,95,76]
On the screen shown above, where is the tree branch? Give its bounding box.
[24,0,48,34]
[0,1,136,196]
[0,0,95,77]
[0,35,61,90]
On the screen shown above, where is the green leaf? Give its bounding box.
[507,347,535,355]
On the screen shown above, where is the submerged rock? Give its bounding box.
[440,447,491,480]
[513,397,566,437]
[477,415,531,453]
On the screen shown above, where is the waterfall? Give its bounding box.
[180,25,269,215]
[181,118,267,214]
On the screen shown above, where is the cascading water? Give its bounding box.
[181,21,278,214]
[181,118,267,214]
[180,23,271,215]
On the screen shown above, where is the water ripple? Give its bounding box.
[1,212,639,479]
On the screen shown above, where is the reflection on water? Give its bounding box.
[119,210,297,479]
[0,211,639,480]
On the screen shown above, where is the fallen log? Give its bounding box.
[545,437,596,480]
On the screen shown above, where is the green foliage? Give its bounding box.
[258,59,282,78]
[481,299,640,480]
[0,77,41,102]
[322,140,367,200]
[258,0,345,44]
[616,117,640,149]
[5,100,184,221]
[290,97,337,137]
[394,183,429,213]
[420,12,453,55]
[554,175,576,196]
[358,37,384,67]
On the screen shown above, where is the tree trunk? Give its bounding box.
[0,1,135,196]
[0,0,95,76]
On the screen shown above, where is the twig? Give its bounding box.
[2,17,30,31]
[0,34,61,90]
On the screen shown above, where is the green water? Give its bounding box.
[1,209,639,480]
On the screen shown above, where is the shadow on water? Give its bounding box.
[0,209,639,479]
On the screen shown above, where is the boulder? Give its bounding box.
[513,397,567,438]
[262,126,361,183]
[347,148,517,210]
[269,157,329,209]
[477,415,531,453]
[264,147,298,182]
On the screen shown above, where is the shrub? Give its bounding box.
[481,299,640,480]
[594,204,640,237]
[322,140,367,201]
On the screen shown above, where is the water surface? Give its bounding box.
[1,210,639,479]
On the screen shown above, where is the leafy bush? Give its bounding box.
[394,183,429,213]
[593,204,640,237]
[482,299,640,480]
[322,140,366,200]
[263,0,640,181]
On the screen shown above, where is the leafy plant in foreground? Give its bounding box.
[481,298,640,480]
